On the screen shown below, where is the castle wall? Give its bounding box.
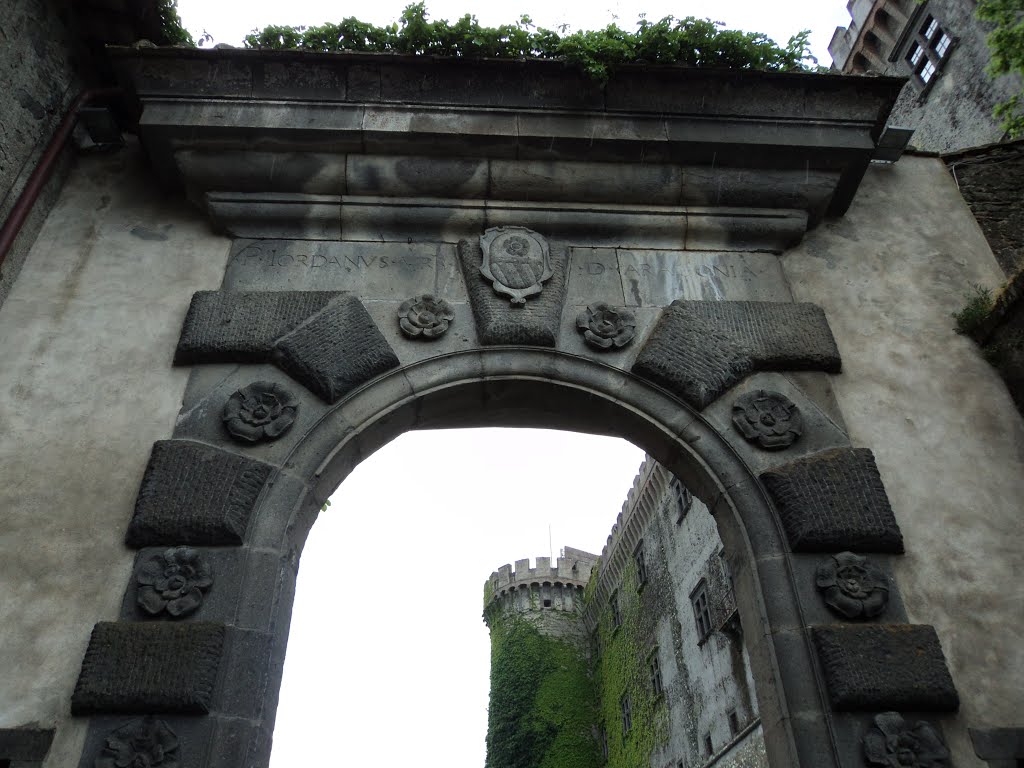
[0,0,82,309]
[0,137,228,766]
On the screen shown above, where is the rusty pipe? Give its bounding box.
[0,87,123,271]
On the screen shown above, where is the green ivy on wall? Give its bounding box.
[243,3,815,82]
[592,562,668,768]
[486,613,600,768]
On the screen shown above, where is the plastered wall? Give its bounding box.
[782,155,1024,766]
[0,138,228,766]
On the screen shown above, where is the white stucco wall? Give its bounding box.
[782,155,1024,766]
[0,138,228,766]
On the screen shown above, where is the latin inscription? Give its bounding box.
[582,261,761,279]
[230,242,435,272]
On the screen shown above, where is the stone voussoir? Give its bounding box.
[811,624,959,712]
[71,621,226,715]
[631,300,842,409]
[126,440,274,547]
[759,447,904,553]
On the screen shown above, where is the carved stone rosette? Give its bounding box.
[576,302,636,350]
[732,389,803,450]
[816,551,889,619]
[137,547,214,618]
[95,717,180,768]
[222,381,298,443]
[398,295,455,339]
[479,227,552,306]
[863,712,950,768]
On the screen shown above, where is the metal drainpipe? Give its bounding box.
[0,87,123,272]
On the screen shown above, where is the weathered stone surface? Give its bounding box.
[760,448,904,553]
[812,625,959,711]
[272,295,400,403]
[631,300,841,409]
[456,238,569,346]
[175,291,339,364]
[72,622,225,714]
[0,727,54,761]
[126,440,273,547]
[944,143,1024,276]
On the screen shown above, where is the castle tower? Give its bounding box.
[482,548,600,768]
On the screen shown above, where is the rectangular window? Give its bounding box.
[904,12,954,90]
[634,543,648,588]
[621,693,633,736]
[920,59,936,84]
[704,733,714,757]
[611,591,622,629]
[728,709,740,736]
[600,724,609,760]
[649,649,663,697]
[691,581,712,641]
[672,479,692,523]
[922,16,939,40]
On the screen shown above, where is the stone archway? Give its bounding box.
[61,48,964,768]
[70,343,956,768]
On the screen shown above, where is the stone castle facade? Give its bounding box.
[483,458,766,768]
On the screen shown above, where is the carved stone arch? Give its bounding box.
[61,50,968,768]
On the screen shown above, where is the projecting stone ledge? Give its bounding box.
[631,300,841,409]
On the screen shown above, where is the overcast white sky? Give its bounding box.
[171,1,854,764]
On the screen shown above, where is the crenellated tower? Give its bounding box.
[482,547,601,768]
[483,547,598,637]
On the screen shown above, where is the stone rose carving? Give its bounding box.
[864,712,950,768]
[731,390,803,449]
[137,547,213,618]
[399,295,455,339]
[816,551,889,619]
[222,381,298,443]
[576,302,636,350]
[96,717,180,768]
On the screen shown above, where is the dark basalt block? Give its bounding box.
[811,624,959,712]
[175,291,339,364]
[760,447,904,553]
[631,300,841,409]
[456,239,569,346]
[272,294,400,403]
[72,622,226,714]
[126,440,273,547]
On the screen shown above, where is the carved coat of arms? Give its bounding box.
[479,227,552,306]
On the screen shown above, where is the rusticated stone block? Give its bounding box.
[456,238,569,346]
[811,625,959,711]
[174,290,339,364]
[760,448,904,553]
[272,294,400,403]
[126,440,272,547]
[72,622,225,714]
[631,300,841,409]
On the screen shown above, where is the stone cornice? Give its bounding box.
[111,48,906,244]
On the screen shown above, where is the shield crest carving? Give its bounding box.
[479,227,553,306]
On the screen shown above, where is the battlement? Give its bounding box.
[483,547,599,624]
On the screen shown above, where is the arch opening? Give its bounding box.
[247,349,829,768]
